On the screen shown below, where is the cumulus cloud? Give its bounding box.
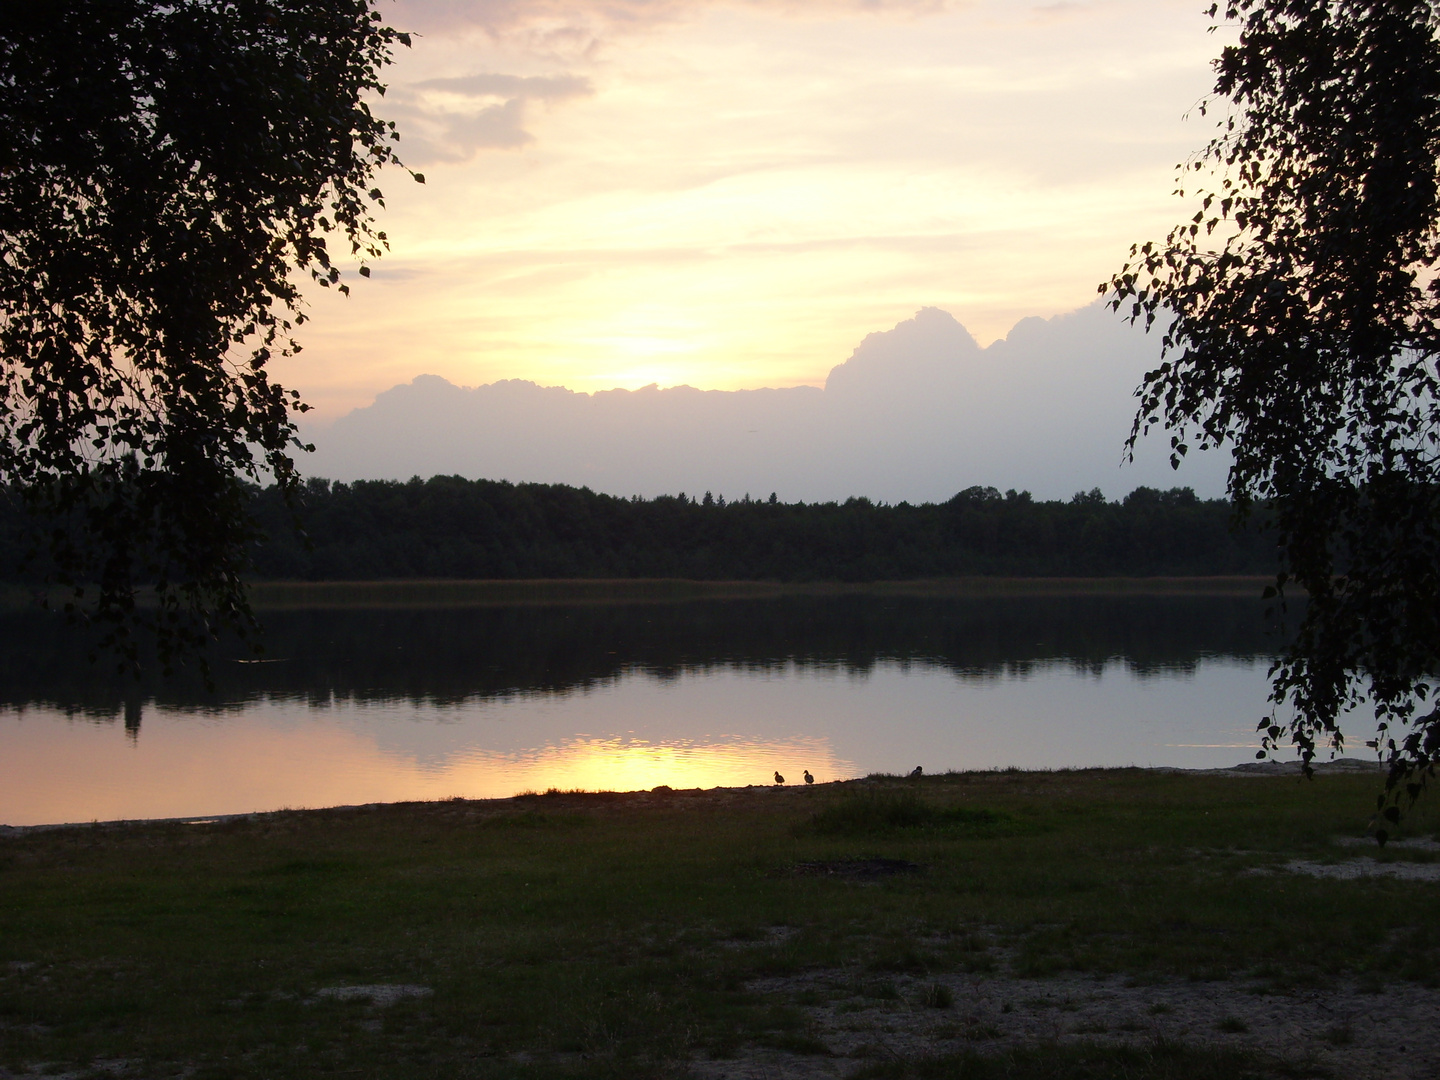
[386,71,594,162]
[302,301,1229,503]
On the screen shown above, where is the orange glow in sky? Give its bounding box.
[280,0,1223,420]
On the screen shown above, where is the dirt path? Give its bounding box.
[686,968,1440,1078]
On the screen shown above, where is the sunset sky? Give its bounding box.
[282,0,1225,421]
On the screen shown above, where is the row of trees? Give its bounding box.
[223,476,1275,582]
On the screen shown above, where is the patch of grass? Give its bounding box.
[918,982,954,1009]
[860,979,903,1001]
[808,790,1006,836]
[479,809,591,830]
[0,770,1433,1079]
[866,941,932,974]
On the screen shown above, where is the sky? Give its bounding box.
[276,0,1228,422]
[305,303,1232,502]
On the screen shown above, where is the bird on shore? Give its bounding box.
[803,770,814,785]
[909,765,924,779]
[774,771,785,785]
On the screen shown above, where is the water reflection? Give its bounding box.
[0,594,1297,825]
[0,594,1281,715]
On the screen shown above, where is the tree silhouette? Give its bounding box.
[1107,0,1440,832]
[0,1,416,674]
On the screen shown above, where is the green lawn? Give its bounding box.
[1,769,1434,1079]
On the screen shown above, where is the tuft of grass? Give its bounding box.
[808,790,1005,836]
[861,979,903,1001]
[919,982,954,1009]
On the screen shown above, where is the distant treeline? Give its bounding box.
[225,477,1275,581]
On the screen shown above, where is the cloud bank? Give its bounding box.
[301,302,1228,503]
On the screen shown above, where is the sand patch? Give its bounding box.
[311,984,432,1007]
[1335,835,1440,852]
[1281,859,1440,882]
[686,969,1440,1080]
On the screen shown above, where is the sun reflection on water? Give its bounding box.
[450,735,850,795]
[0,705,854,827]
[0,651,1281,827]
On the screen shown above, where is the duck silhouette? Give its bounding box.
[774,771,785,785]
[803,769,815,785]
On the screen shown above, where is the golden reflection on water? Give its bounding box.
[468,735,848,795]
[0,710,853,826]
[1,657,1281,827]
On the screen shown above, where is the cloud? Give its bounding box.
[302,301,1228,503]
[414,72,593,98]
[387,71,594,162]
[388,0,963,49]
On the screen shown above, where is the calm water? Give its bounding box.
[0,594,1315,826]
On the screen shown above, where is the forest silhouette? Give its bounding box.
[233,476,1273,582]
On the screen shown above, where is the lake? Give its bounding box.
[0,590,1323,826]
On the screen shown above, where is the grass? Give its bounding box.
[808,789,1009,836]
[0,769,1434,1078]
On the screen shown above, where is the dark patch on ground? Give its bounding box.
[788,858,924,878]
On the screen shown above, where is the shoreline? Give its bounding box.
[0,576,1278,612]
[242,575,1275,609]
[0,757,1383,835]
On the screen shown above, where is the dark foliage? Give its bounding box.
[0,2,412,674]
[0,593,1277,713]
[1107,0,1440,827]
[223,476,1275,583]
